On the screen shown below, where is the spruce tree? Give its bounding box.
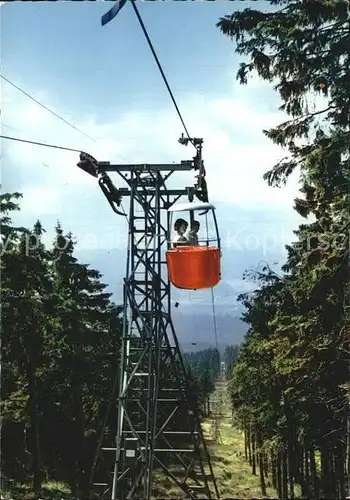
[218,1,349,496]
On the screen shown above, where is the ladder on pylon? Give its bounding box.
[89,166,220,500]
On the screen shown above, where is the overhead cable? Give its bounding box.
[130,0,195,148]
[0,135,83,153]
[210,287,219,351]
[1,74,132,163]
[1,74,98,143]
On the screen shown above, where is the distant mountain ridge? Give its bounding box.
[172,308,248,351]
[73,200,296,350]
[74,252,250,351]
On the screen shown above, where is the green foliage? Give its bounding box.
[217,0,349,186]
[1,193,214,498]
[224,345,239,377]
[1,193,124,498]
[218,1,349,498]
[186,348,221,413]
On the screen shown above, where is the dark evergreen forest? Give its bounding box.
[2,0,349,498]
[218,0,350,497]
[0,197,223,498]
[1,196,124,497]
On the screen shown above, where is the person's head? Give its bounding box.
[174,218,188,235]
[191,220,200,233]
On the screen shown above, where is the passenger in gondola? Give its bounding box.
[187,220,200,246]
[172,218,188,247]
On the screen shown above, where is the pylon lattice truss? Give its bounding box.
[78,143,220,500]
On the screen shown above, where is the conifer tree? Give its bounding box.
[1,197,124,498]
[218,1,349,497]
[2,203,52,497]
[49,223,121,497]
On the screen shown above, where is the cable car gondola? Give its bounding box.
[166,201,221,290]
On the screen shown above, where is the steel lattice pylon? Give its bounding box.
[88,156,219,500]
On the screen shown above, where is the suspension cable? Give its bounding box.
[205,212,219,351]
[1,74,98,144]
[0,134,83,153]
[130,0,195,148]
[210,287,219,351]
[1,74,131,162]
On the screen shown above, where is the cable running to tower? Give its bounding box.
[101,0,208,202]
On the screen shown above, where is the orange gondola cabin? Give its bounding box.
[166,201,221,290]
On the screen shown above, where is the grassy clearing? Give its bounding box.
[152,378,278,499]
[1,481,72,500]
[200,379,277,499]
[2,380,277,499]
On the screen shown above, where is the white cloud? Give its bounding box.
[20,186,62,216]
[2,78,302,249]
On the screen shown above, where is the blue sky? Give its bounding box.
[3,1,247,119]
[1,1,305,308]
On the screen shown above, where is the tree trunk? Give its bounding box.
[257,432,266,496]
[244,428,248,460]
[310,443,319,497]
[27,369,44,499]
[277,451,282,499]
[248,427,252,466]
[300,446,308,498]
[75,386,89,498]
[330,450,337,499]
[337,443,346,500]
[271,451,277,490]
[321,444,332,498]
[288,433,295,499]
[293,441,318,499]
[264,452,269,478]
[259,453,267,496]
[252,431,256,475]
[299,445,304,479]
[285,404,295,499]
[305,446,310,484]
[282,448,288,499]
[204,394,210,417]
